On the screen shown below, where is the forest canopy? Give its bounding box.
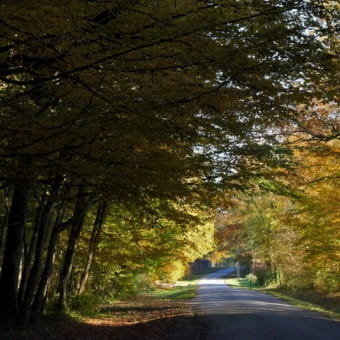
[0,0,338,326]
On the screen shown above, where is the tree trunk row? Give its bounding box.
[0,180,105,326]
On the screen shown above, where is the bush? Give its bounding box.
[157,261,187,283]
[69,294,102,316]
[314,267,340,293]
[254,268,271,285]
[246,273,258,285]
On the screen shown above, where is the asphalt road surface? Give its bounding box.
[194,268,340,340]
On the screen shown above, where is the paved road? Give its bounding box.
[194,268,340,340]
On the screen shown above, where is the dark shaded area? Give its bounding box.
[190,259,212,275]
[0,314,208,340]
[199,312,340,340]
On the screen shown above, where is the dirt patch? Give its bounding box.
[97,299,192,323]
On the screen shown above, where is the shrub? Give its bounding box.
[246,273,258,285]
[69,294,102,316]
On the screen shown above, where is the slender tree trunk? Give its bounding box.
[68,264,75,296]
[18,193,46,306]
[275,265,283,286]
[0,187,11,275]
[20,195,55,325]
[20,175,64,324]
[78,202,107,295]
[0,222,5,275]
[270,261,276,284]
[57,239,77,313]
[30,205,65,319]
[57,188,89,312]
[0,185,29,320]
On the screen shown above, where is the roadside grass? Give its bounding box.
[224,277,340,320]
[146,279,199,300]
[262,289,340,320]
[224,277,261,289]
[146,268,226,301]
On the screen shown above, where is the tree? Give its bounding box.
[214,101,339,291]
[288,101,340,292]
[0,0,337,324]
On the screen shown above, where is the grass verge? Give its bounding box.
[224,277,261,289]
[224,277,340,320]
[146,279,199,300]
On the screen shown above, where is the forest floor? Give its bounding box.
[0,282,206,339]
[0,299,205,340]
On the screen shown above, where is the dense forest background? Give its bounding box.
[0,0,338,326]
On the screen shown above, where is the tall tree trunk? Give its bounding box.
[57,232,78,313]
[20,176,64,324]
[18,192,46,306]
[57,188,93,312]
[30,205,66,320]
[20,195,55,325]
[78,202,107,295]
[0,187,11,275]
[0,185,29,320]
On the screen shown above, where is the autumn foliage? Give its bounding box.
[0,0,338,326]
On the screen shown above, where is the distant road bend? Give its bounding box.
[194,268,340,340]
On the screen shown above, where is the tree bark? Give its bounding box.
[18,192,46,306]
[0,187,10,275]
[78,202,107,295]
[56,188,94,312]
[30,205,66,320]
[0,185,29,320]
[20,193,55,325]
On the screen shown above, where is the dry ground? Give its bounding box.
[0,298,206,340]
